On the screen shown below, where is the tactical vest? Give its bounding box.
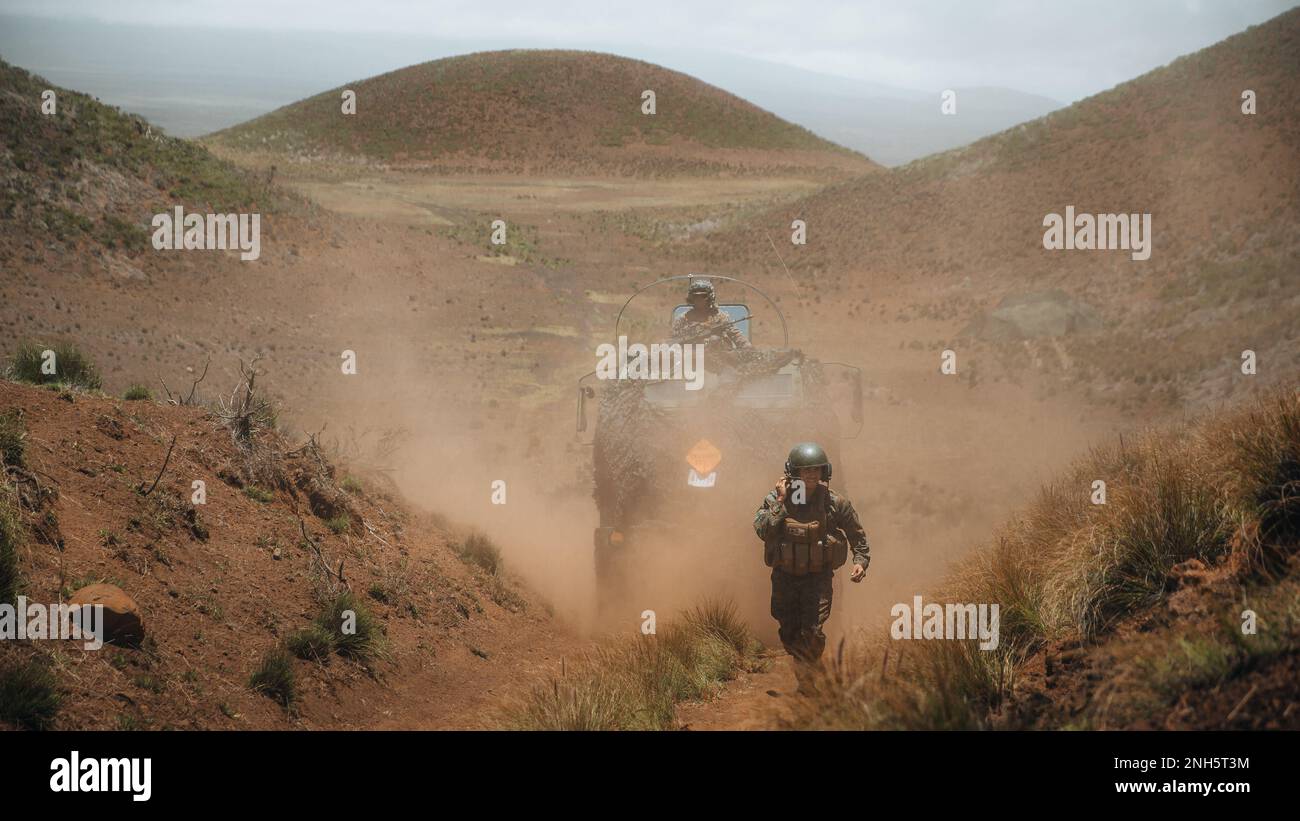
[765,490,847,575]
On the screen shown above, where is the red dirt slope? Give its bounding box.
[0,378,564,729]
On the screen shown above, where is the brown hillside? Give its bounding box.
[0,378,559,730]
[204,50,877,179]
[0,59,294,276]
[699,7,1300,410]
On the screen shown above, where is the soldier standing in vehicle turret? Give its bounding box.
[754,442,870,694]
[671,277,752,351]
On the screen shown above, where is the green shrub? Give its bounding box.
[682,599,752,658]
[1139,636,1236,700]
[0,658,62,729]
[7,340,102,389]
[243,486,274,504]
[454,531,501,574]
[286,624,336,661]
[248,646,296,708]
[502,598,756,730]
[316,593,386,663]
[98,215,149,252]
[123,385,152,401]
[0,489,23,605]
[0,410,23,468]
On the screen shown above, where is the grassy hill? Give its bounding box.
[704,7,1300,410]
[721,6,1299,270]
[204,49,877,178]
[0,58,286,261]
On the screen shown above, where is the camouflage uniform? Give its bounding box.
[753,484,870,669]
[671,309,752,351]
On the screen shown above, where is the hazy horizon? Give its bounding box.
[0,1,1294,164]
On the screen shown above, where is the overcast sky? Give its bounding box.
[2,0,1294,102]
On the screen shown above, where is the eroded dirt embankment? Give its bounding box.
[0,378,580,730]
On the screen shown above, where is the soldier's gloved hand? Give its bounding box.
[774,477,789,503]
[850,563,866,583]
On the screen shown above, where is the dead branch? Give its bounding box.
[299,517,349,595]
[159,357,211,406]
[215,356,272,444]
[1226,684,1259,723]
[287,430,332,477]
[185,357,211,405]
[319,424,409,478]
[285,424,329,458]
[5,464,59,517]
[363,519,392,549]
[138,434,177,496]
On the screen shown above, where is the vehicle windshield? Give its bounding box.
[672,304,752,340]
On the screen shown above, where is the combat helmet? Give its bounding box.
[686,277,717,307]
[785,442,832,480]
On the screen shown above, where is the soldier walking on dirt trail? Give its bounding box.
[671,278,752,351]
[754,442,870,694]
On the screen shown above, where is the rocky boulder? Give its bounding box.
[68,583,144,646]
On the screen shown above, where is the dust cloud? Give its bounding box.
[282,273,1126,652]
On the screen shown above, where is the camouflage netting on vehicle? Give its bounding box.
[592,347,837,528]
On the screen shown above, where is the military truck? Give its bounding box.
[575,275,863,614]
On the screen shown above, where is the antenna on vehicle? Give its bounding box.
[765,231,801,295]
[765,230,813,338]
